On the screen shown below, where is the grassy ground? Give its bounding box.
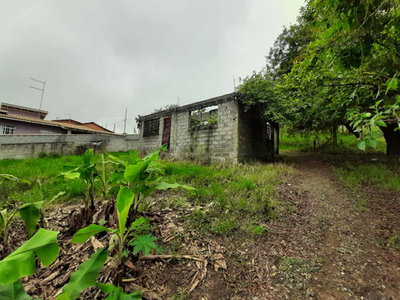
[280,130,386,154]
[161,161,294,236]
[0,155,85,204]
[334,162,400,192]
[1,147,399,299]
[0,152,295,237]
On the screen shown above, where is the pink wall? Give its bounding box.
[0,119,66,134]
[6,108,44,119]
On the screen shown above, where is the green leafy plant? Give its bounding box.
[19,180,65,237]
[98,154,114,197]
[347,97,400,151]
[73,145,192,286]
[72,188,159,286]
[97,283,141,300]
[109,145,194,218]
[0,234,137,300]
[56,248,109,300]
[0,228,59,287]
[0,279,31,300]
[63,149,99,208]
[129,233,157,255]
[0,173,31,202]
[0,208,17,254]
[57,246,141,299]
[190,108,218,130]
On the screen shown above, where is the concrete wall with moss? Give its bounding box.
[139,93,240,163]
[0,134,139,159]
[170,100,239,164]
[138,93,276,164]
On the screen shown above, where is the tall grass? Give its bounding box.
[161,161,294,235]
[0,155,86,203]
[334,162,400,192]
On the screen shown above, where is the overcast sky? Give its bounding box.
[0,0,304,133]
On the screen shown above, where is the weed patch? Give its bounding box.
[334,163,400,192]
[161,161,294,236]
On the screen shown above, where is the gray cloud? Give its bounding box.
[0,0,303,133]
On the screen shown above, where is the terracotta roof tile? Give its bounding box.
[1,102,48,115]
[0,114,118,135]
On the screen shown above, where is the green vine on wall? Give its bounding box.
[190,108,218,130]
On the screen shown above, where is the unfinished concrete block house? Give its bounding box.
[139,93,279,163]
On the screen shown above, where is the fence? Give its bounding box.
[0,134,140,159]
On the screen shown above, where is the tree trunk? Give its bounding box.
[275,124,280,155]
[380,123,400,155]
[332,124,338,145]
[344,122,360,138]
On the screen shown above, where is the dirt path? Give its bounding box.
[273,153,400,300]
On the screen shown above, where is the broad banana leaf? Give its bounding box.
[56,248,108,300]
[0,229,59,284]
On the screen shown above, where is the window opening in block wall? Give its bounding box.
[143,118,160,137]
[0,125,15,135]
[190,105,218,129]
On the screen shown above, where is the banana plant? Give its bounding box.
[56,248,108,300]
[109,145,194,218]
[0,234,139,300]
[62,149,99,209]
[0,208,17,255]
[72,187,158,286]
[98,154,115,198]
[0,228,59,285]
[57,247,142,300]
[19,180,65,237]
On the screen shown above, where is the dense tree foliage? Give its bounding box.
[238,0,400,154]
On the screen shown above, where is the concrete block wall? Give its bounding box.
[139,117,164,153]
[0,134,140,159]
[137,93,276,164]
[170,101,239,163]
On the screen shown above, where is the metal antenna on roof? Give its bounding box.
[29,77,46,118]
[123,108,127,134]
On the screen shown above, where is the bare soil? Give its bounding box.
[1,152,399,299]
[119,153,400,299]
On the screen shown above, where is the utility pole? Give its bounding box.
[29,77,46,118]
[123,108,127,134]
[233,76,237,92]
[113,123,116,132]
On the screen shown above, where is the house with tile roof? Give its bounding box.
[0,103,116,135]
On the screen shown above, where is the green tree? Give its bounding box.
[285,0,400,154]
[239,0,400,153]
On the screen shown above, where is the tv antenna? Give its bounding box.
[29,77,46,116]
